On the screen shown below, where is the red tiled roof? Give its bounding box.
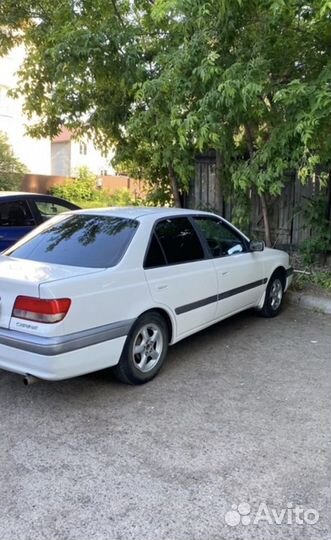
[52,127,72,143]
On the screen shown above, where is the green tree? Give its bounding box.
[0,0,196,206]
[2,1,331,243]
[144,0,331,243]
[0,131,27,190]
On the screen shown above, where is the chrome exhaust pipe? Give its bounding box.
[23,374,39,386]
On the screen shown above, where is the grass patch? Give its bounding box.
[292,269,331,293]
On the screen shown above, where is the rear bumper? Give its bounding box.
[0,337,126,380]
[0,322,132,380]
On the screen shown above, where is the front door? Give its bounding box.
[144,216,218,338]
[192,216,265,318]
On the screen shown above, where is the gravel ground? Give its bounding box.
[0,301,330,540]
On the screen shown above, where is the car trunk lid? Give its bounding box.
[0,255,103,329]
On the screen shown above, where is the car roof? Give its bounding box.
[0,191,80,208]
[0,192,59,198]
[75,206,218,220]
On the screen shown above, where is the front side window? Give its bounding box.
[193,217,246,258]
[153,217,204,265]
[6,214,138,268]
[0,200,36,227]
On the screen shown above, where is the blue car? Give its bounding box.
[0,192,80,251]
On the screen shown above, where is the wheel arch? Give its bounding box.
[257,265,287,310]
[268,265,287,289]
[138,307,175,344]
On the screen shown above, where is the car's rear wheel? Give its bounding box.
[112,311,169,384]
[260,272,284,317]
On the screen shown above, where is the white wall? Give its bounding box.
[51,142,71,176]
[0,46,52,175]
[0,47,115,177]
[70,139,115,177]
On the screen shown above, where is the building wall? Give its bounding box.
[70,140,114,177]
[51,142,71,176]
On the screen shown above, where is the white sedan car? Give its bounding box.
[0,207,293,385]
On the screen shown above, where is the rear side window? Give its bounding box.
[144,233,167,268]
[153,217,204,265]
[6,214,138,268]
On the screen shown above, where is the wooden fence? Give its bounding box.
[21,166,328,249]
[250,174,324,247]
[187,156,327,248]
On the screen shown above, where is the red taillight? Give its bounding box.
[12,296,71,324]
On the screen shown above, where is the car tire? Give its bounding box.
[112,311,169,385]
[260,272,284,318]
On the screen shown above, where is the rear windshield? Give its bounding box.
[6,214,139,268]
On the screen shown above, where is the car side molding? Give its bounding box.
[175,278,268,315]
[0,319,135,356]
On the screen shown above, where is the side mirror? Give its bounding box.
[249,240,265,252]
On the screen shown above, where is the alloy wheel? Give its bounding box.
[132,323,164,373]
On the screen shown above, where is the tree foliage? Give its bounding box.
[1,0,331,241]
[0,131,27,190]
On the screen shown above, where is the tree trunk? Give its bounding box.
[168,164,182,208]
[260,192,271,247]
[245,123,255,158]
[326,173,331,254]
[326,172,331,223]
[245,123,272,246]
[215,150,223,214]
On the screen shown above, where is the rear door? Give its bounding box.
[192,216,266,318]
[0,199,36,251]
[144,217,218,338]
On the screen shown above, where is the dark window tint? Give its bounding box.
[6,214,138,268]
[154,217,204,265]
[0,200,36,227]
[193,217,246,257]
[144,233,166,268]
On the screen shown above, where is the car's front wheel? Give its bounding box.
[260,272,284,317]
[112,311,169,384]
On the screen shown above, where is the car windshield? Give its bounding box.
[5,214,139,268]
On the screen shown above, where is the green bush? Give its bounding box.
[51,167,139,207]
[51,167,96,201]
[76,188,137,208]
[293,270,331,292]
